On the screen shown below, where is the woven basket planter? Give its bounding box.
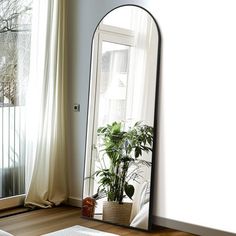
[103,201,132,226]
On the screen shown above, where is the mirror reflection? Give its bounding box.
[83,5,159,230]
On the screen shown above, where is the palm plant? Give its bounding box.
[95,121,153,204]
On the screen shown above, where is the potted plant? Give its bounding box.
[94,121,153,225]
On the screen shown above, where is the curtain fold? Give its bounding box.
[24,0,68,208]
[127,9,158,221]
[127,8,158,126]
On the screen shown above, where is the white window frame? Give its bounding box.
[84,24,135,197]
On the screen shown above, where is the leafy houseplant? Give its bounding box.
[95,121,153,205]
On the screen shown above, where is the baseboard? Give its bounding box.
[0,195,25,210]
[67,196,82,208]
[153,216,235,236]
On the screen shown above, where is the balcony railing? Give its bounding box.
[0,81,25,198]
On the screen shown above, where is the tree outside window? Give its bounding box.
[0,0,32,106]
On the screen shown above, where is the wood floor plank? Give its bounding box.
[0,206,195,236]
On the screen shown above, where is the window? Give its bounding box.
[0,0,32,200]
[98,42,130,126]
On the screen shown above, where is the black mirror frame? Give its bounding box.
[82,4,162,232]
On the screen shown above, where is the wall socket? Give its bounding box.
[73,104,80,112]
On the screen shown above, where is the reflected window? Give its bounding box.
[99,42,129,127]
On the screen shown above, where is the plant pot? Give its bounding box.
[103,201,132,226]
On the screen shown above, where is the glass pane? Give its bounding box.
[0,0,32,198]
[97,42,130,128]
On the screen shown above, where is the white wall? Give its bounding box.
[67,0,236,234]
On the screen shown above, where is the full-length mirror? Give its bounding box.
[82,5,161,231]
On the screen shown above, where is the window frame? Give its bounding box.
[84,24,135,197]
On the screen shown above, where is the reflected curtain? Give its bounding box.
[127,8,158,126]
[128,9,158,221]
[24,0,68,208]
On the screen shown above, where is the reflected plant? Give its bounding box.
[95,121,153,204]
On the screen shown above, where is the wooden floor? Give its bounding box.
[0,206,195,236]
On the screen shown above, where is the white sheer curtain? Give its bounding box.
[127,8,158,126]
[24,0,68,208]
[127,9,158,222]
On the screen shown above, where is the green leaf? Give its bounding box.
[111,122,121,134]
[135,147,140,158]
[108,191,115,201]
[147,136,152,145]
[124,184,134,200]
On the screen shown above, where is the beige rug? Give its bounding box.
[0,230,13,236]
[42,225,119,236]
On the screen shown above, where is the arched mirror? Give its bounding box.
[82,5,161,231]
